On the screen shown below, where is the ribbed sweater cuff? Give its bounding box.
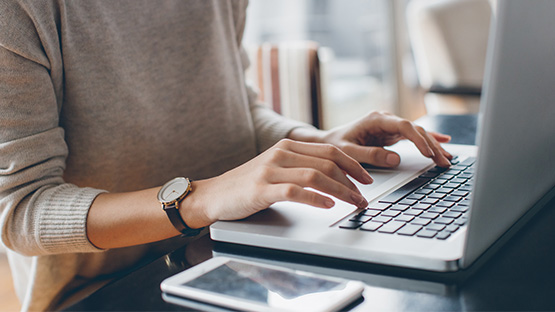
[259,123,313,151]
[255,110,316,152]
[36,184,106,253]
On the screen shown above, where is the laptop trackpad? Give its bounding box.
[243,141,435,229]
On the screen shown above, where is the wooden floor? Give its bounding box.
[0,253,21,312]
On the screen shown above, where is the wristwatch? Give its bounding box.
[157,177,202,236]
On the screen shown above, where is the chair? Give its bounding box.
[406,0,492,114]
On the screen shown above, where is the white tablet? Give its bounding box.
[160,256,365,312]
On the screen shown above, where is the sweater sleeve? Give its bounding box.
[234,1,315,153]
[240,48,316,153]
[0,2,105,256]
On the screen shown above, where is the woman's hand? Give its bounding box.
[184,139,374,227]
[290,111,453,168]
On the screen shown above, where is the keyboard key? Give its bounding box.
[460,156,476,166]
[416,230,437,238]
[378,221,406,234]
[381,210,401,218]
[428,166,448,173]
[451,178,468,184]
[443,211,462,219]
[434,217,454,225]
[398,199,418,206]
[425,223,446,232]
[435,187,453,194]
[360,222,383,232]
[339,220,363,229]
[415,188,433,195]
[444,183,461,189]
[361,209,381,217]
[428,207,447,214]
[407,194,426,201]
[445,225,460,233]
[444,196,462,202]
[451,191,469,197]
[367,203,391,211]
[349,215,372,223]
[437,201,455,208]
[397,224,422,236]
[436,231,451,240]
[411,218,431,226]
[435,177,450,184]
[459,198,472,206]
[378,178,430,203]
[420,212,440,219]
[454,218,468,226]
[421,198,439,205]
[450,205,468,213]
[427,182,443,189]
[404,208,424,216]
[394,215,415,223]
[428,192,447,199]
[412,203,431,210]
[419,172,441,179]
[440,173,456,179]
[372,216,393,223]
[458,185,473,192]
[390,204,410,212]
[444,168,462,175]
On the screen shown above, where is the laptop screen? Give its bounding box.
[462,0,555,267]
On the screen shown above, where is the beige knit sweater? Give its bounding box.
[0,1,308,310]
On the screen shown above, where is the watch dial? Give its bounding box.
[161,179,188,202]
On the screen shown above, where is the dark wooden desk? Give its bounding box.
[66,115,555,311]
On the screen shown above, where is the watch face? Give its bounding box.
[158,178,190,203]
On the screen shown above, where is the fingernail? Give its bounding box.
[325,199,335,208]
[362,172,374,184]
[428,147,435,158]
[386,154,400,166]
[351,193,368,208]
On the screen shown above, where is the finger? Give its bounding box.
[394,120,436,158]
[269,149,362,191]
[416,127,452,167]
[266,184,337,209]
[277,139,373,184]
[429,131,452,143]
[428,132,454,160]
[342,143,401,168]
[268,167,368,208]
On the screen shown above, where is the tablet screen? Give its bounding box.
[182,260,345,305]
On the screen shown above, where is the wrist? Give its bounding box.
[178,180,216,229]
[287,127,328,144]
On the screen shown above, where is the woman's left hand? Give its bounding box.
[290,111,453,168]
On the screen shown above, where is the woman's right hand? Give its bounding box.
[183,139,374,228]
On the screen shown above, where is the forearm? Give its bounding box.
[87,182,212,249]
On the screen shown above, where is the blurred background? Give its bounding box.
[0,1,495,310]
[242,0,494,129]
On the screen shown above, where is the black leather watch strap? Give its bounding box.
[163,203,203,237]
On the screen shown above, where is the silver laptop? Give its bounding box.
[210,0,555,272]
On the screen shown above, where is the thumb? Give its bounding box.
[342,143,401,168]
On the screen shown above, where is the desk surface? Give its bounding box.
[66,115,555,311]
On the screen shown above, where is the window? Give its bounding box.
[243,0,416,129]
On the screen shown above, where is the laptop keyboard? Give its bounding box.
[339,156,475,240]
